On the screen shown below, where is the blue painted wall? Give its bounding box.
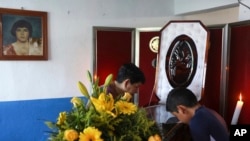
[0,97,87,141]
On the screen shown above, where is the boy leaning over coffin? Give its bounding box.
[165,87,229,141]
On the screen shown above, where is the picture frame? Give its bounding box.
[0,7,48,60]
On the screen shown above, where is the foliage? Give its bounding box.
[45,71,161,141]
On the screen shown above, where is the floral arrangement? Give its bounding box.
[45,71,161,141]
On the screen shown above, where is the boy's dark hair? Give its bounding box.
[166,87,198,113]
[116,63,145,84]
[11,20,33,37]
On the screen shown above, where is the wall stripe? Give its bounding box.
[0,97,87,140]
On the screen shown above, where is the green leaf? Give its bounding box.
[87,70,93,83]
[77,81,90,98]
[44,121,55,129]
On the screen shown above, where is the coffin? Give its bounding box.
[146,20,209,140]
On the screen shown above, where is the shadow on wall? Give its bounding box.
[0,97,87,141]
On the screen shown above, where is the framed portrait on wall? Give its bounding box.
[0,7,48,60]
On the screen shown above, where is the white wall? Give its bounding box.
[239,0,250,21]
[182,6,240,25]
[0,0,248,102]
[174,0,239,15]
[176,0,250,24]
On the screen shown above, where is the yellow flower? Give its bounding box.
[79,127,103,141]
[121,92,132,101]
[115,101,137,115]
[64,129,79,141]
[91,93,114,113]
[56,111,66,125]
[71,97,83,107]
[148,134,162,141]
[46,71,162,141]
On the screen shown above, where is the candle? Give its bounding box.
[231,93,244,125]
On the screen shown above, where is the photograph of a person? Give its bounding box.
[2,15,43,56]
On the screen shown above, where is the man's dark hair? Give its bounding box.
[166,87,198,113]
[116,63,145,84]
[11,20,33,37]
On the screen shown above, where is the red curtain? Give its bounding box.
[226,23,250,124]
[139,31,160,107]
[96,30,133,84]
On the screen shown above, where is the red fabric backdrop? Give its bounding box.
[138,31,160,107]
[96,30,133,84]
[226,23,250,124]
[201,27,222,115]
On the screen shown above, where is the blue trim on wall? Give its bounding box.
[0,97,88,141]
